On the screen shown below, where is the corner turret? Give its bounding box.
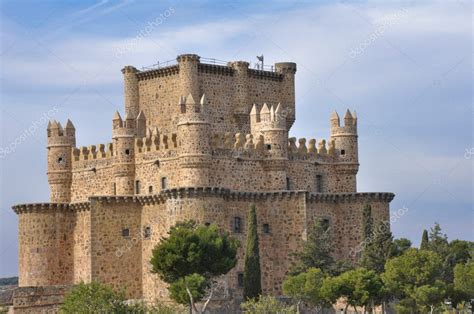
[330,109,358,163]
[47,120,75,202]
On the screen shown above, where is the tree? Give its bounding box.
[453,261,474,309]
[362,204,373,242]
[150,221,239,313]
[60,282,126,313]
[326,268,384,313]
[413,281,446,314]
[243,204,262,301]
[390,238,412,257]
[361,221,393,274]
[428,223,449,257]
[360,204,374,268]
[291,218,338,275]
[420,229,429,250]
[283,268,330,313]
[241,295,295,314]
[382,249,444,312]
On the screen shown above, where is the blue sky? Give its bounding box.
[0,0,472,277]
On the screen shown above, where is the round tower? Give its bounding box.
[330,109,358,163]
[275,62,297,129]
[252,103,289,190]
[112,111,136,195]
[330,109,359,192]
[122,65,140,118]
[177,54,200,102]
[230,61,250,131]
[47,119,75,202]
[177,93,212,187]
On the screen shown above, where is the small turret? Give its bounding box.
[249,102,289,189]
[177,93,212,186]
[330,109,359,191]
[112,111,136,195]
[47,120,76,202]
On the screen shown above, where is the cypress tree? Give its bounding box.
[243,204,262,300]
[420,229,429,250]
[362,203,374,242]
[360,204,374,268]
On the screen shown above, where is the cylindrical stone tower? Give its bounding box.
[122,65,140,118]
[112,111,136,195]
[230,61,250,131]
[177,54,200,102]
[47,120,75,202]
[275,62,297,129]
[330,109,359,192]
[177,94,212,187]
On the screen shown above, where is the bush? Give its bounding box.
[241,295,296,314]
[61,282,126,313]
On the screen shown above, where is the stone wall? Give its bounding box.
[12,285,71,314]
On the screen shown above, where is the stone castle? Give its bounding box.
[12,54,394,310]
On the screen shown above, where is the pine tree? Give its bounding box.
[420,229,429,250]
[291,218,336,275]
[243,204,262,300]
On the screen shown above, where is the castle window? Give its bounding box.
[341,149,346,156]
[266,144,272,150]
[263,223,270,234]
[144,226,151,239]
[113,183,116,195]
[237,272,244,287]
[180,104,186,113]
[316,175,323,193]
[161,177,168,190]
[125,149,130,155]
[205,222,211,227]
[233,217,242,233]
[57,157,64,164]
[286,177,291,190]
[122,228,130,237]
[135,180,141,194]
[149,186,153,194]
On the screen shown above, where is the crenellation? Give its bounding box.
[13,53,393,311]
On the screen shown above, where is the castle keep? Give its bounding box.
[12,54,394,308]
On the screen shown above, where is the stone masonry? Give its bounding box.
[12,54,394,310]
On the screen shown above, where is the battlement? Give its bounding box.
[331,109,357,135]
[250,103,287,132]
[135,129,178,156]
[47,120,76,146]
[72,143,114,162]
[177,93,209,124]
[287,137,339,161]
